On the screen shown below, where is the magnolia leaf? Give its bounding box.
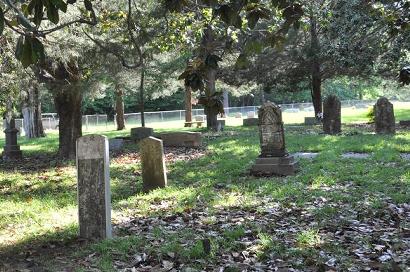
[21,37,33,68]
[0,7,4,36]
[46,4,59,24]
[32,37,45,63]
[51,0,67,12]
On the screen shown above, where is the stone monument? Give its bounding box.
[3,118,23,160]
[139,137,167,192]
[76,135,112,240]
[251,102,298,176]
[374,97,395,134]
[323,95,341,135]
[131,127,154,142]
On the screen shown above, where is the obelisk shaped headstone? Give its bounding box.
[374,97,395,134]
[3,118,23,160]
[76,135,112,240]
[139,137,167,192]
[323,95,341,135]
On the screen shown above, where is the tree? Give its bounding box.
[174,0,304,130]
[222,0,388,117]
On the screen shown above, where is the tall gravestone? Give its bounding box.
[374,97,395,134]
[3,118,23,160]
[76,135,112,240]
[323,95,341,135]
[139,137,167,192]
[251,102,298,176]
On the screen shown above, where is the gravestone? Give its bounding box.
[235,112,243,118]
[131,127,154,142]
[217,119,226,131]
[247,111,256,118]
[374,97,395,134]
[304,117,320,125]
[243,118,259,126]
[108,138,124,151]
[159,132,202,147]
[3,119,23,160]
[251,102,298,176]
[195,115,205,122]
[323,95,341,135]
[76,135,111,240]
[139,137,167,192]
[399,120,410,127]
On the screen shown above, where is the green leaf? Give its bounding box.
[15,36,24,60]
[51,0,67,12]
[67,0,77,4]
[31,37,45,63]
[17,36,34,68]
[46,4,59,24]
[0,7,4,36]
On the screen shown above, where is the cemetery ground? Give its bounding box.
[0,111,410,271]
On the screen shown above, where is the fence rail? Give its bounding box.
[3,99,409,136]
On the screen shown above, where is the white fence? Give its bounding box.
[3,99,409,135]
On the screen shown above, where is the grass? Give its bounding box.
[0,116,410,270]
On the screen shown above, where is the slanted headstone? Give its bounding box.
[251,102,298,176]
[374,97,395,134]
[159,132,202,147]
[3,118,23,160]
[323,95,341,135]
[139,137,167,192]
[76,135,112,240]
[131,127,154,142]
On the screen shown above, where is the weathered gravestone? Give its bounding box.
[159,132,202,147]
[76,135,112,240]
[131,127,154,142]
[251,102,298,176]
[323,95,341,135]
[3,118,23,160]
[374,97,395,134]
[139,137,167,192]
[217,119,226,131]
[243,117,259,126]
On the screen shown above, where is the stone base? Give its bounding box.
[3,145,23,160]
[131,127,154,142]
[399,120,410,126]
[304,117,320,125]
[158,132,202,147]
[243,118,258,126]
[251,155,298,176]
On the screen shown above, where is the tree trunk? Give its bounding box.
[21,83,45,139]
[54,85,82,159]
[115,86,125,130]
[185,85,192,123]
[204,68,218,131]
[140,66,146,127]
[310,15,322,118]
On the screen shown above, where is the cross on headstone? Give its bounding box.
[374,97,395,134]
[323,95,341,135]
[139,137,167,192]
[251,102,298,176]
[3,118,23,160]
[76,135,112,240]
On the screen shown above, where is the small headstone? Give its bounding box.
[159,132,202,147]
[399,120,410,127]
[304,117,320,125]
[139,137,167,192]
[251,102,298,176]
[217,120,225,131]
[323,95,341,135]
[243,118,259,126]
[194,115,205,122]
[131,127,154,142]
[235,112,243,118]
[76,135,112,240]
[374,97,395,134]
[108,138,124,151]
[3,119,23,160]
[247,111,255,118]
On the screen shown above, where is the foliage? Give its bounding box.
[366,107,375,123]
